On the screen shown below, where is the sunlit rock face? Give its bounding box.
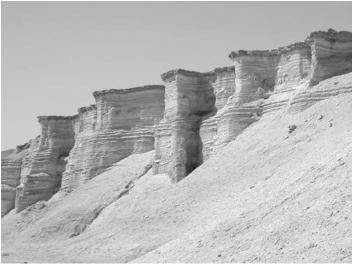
[156,29,352,182]
[154,70,216,182]
[228,29,351,116]
[61,86,165,192]
[199,67,235,161]
[289,72,352,113]
[1,29,351,215]
[1,144,29,216]
[229,42,312,115]
[200,44,312,155]
[61,106,97,192]
[308,29,352,86]
[15,116,76,212]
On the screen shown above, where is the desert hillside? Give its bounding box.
[1,29,352,262]
[2,73,352,262]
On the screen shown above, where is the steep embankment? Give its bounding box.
[2,75,352,263]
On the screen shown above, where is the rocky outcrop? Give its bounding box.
[198,67,236,160]
[1,145,29,216]
[153,70,215,182]
[1,29,351,215]
[61,85,165,192]
[154,29,351,182]
[15,116,76,212]
[308,29,352,85]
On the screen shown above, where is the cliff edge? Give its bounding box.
[1,29,352,262]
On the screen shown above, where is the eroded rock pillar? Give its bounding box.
[155,69,215,182]
[15,116,76,212]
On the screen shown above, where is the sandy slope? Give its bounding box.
[2,81,352,262]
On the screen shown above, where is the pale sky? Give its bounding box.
[2,1,352,150]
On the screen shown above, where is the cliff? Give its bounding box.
[15,116,76,212]
[2,80,351,263]
[2,86,165,213]
[1,28,352,263]
[61,85,165,192]
[1,145,29,216]
[153,29,351,182]
[1,29,351,216]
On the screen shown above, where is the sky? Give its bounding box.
[2,1,352,150]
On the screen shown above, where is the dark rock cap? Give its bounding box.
[161,69,216,82]
[78,104,97,114]
[229,42,309,60]
[37,115,78,122]
[93,85,164,98]
[307,28,352,43]
[229,29,352,60]
[213,66,235,74]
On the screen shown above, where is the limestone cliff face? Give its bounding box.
[308,29,352,86]
[154,29,351,182]
[199,67,235,161]
[1,29,351,215]
[1,145,29,216]
[220,29,350,149]
[15,117,76,212]
[61,86,165,192]
[154,70,215,182]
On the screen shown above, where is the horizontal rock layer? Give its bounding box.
[289,72,352,113]
[15,117,76,212]
[154,71,215,182]
[61,86,165,192]
[1,147,29,216]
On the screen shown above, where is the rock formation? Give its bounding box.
[308,29,352,85]
[1,29,351,215]
[1,145,29,216]
[15,116,76,212]
[152,29,351,183]
[199,67,236,160]
[62,85,165,192]
[153,70,216,182]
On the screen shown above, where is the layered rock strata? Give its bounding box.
[1,145,29,216]
[61,85,165,192]
[15,116,76,212]
[199,67,236,160]
[228,29,351,113]
[155,29,351,181]
[308,29,352,85]
[1,29,351,215]
[289,72,352,113]
[154,70,216,182]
